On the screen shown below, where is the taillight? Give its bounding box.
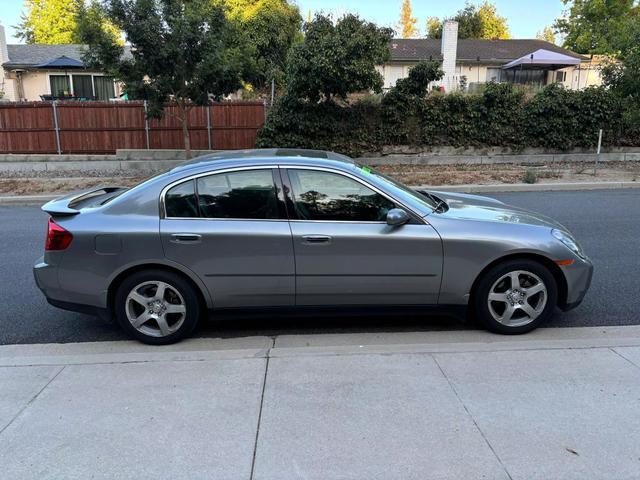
[45,218,73,251]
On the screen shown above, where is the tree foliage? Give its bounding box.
[554,0,639,54]
[16,0,120,44]
[397,0,418,39]
[284,14,393,102]
[536,26,556,44]
[77,0,256,157]
[223,0,302,89]
[16,0,80,43]
[426,1,510,39]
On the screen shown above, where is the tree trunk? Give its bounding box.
[178,103,191,160]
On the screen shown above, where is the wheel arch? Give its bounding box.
[469,252,568,308]
[106,261,212,316]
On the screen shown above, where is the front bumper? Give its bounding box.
[559,256,594,311]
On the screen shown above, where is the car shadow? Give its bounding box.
[194,309,474,339]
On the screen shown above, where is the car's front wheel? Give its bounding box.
[114,269,201,345]
[473,259,557,334]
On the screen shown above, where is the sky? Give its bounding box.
[0,0,567,44]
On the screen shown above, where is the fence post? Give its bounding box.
[51,101,62,155]
[143,100,150,149]
[206,104,212,151]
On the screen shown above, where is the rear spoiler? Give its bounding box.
[41,186,127,216]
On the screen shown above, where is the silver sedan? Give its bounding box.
[34,149,593,344]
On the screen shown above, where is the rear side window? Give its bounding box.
[197,169,280,219]
[165,180,198,218]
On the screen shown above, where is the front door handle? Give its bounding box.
[170,233,202,244]
[302,235,332,245]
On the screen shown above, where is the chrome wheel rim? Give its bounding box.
[487,270,547,327]
[125,281,186,337]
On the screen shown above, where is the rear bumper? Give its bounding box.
[559,257,593,311]
[34,256,110,320]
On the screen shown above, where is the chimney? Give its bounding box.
[440,20,458,91]
[0,24,8,65]
[0,24,17,101]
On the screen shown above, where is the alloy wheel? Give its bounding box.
[487,270,547,327]
[125,281,187,337]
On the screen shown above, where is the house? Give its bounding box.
[0,25,121,102]
[379,21,603,92]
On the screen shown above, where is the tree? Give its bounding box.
[16,0,80,43]
[224,0,303,90]
[536,26,556,44]
[554,0,638,54]
[425,17,441,38]
[285,14,393,102]
[425,1,510,39]
[398,0,418,39]
[16,0,120,44]
[601,24,640,124]
[476,1,510,39]
[77,0,255,158]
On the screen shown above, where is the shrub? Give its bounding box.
[522,169,538,184]
[257,83,639,155]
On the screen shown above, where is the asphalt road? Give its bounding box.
[1,188,639,345]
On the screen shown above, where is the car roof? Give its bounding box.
[170,148,356,175]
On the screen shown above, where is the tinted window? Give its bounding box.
[197,170,279,219]
[288,170,395,221]
[165,180,198,218]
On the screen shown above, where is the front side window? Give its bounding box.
[287,169,395,222]
[197,169,279,219]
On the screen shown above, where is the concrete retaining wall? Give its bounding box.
[1,147,639,173]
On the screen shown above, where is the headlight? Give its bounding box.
[552,229,586,259]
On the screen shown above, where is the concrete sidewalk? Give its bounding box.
[2,326,640,480]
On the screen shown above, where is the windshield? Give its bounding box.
[355,165,439,212]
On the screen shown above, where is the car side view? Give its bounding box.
[34,149,593,344]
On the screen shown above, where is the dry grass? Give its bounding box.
[1,161,639,196]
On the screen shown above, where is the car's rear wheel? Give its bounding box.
[114,269,201,345]
[473,259,557,334]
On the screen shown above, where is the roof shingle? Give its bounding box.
[389,38,588,63]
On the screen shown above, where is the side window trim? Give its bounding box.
[281,166,423,224]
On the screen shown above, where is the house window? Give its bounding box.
[555,71,567,83]
[93,76,116,100]
[49,75,70,97]
[72,75,94,99]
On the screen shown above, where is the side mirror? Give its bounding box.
[386,208,410,226]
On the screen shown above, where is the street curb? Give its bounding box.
[1,181,639,205]
[2,325,640,367]
[419,181,640,193]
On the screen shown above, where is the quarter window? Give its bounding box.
[197,170,279,219]
[165,180,198,218]
[287,169,395,222]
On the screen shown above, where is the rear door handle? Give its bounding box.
[302,235,332,245]
[170,233,202,244]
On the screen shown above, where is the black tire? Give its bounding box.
[473,259,557,335]
[114,269,201,345]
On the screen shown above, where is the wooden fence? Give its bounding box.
[0,101,266,154]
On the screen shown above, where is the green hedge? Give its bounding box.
[256,83,640,157]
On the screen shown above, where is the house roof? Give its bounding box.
[3,44,132,69]
[389,39,588,64]
[4,44,87,69]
